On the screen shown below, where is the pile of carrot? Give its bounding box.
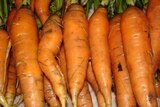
[0,0,160,107]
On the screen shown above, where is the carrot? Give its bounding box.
[86,61,106,107]
[38,15,66,107]
[121,6,157,106]
[108,15,137,107]
[146,0,160,73]
[7,8,16,31]
[5,54,17,106]
[58,46,68,89]
[10,7,44,107]
[35,0,51,24]
[15,0,34,11]
[44,76,61,107]
[0,29,11,107]
[89,6,112,106]
[77,82,93,107]
[63,4,89,107]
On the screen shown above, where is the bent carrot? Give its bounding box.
[77,82,93,107]
[147,0,160,73]
[86,61,106,107]
[10,7,44,107]
[108,15,137,107]
[44,76,61,107]
[89,6,112,106]
[5,54,17,106]
[35,0,51,24]
[38,15,66,107]
[63,4,89,107]
[121,6,157,106]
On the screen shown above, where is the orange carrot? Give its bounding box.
[89,6,112,106]
[7,8,16,31]
[35,0,51,24]
[77,82,93,107]
[10,7,44,107]
[121,6,157,106]
[0,29,11,107]
[63,4,89,107]
[44,76,61,107]
[108,15,137,107]
[58,46,68,89]
[147,0,160,73]
[38,15,66,107]
[5,54,17,106]
[86,61,106,107]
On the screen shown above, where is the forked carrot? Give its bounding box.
[38,15,66,107]
[63,4,90,107]
[89,6,112,106]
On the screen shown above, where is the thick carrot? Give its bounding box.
[38,15,66,107]
[77,82,93,107]
[10,7,44,107]
[44,76,61,107]
[89,6,112,106]
[5,54,17,106]
[108,15,137,107]
[63,4,89,107]
[7,8,16,31]
[0,29,11,107]
[121,6,157,106]
[86,61,106,107]
[35,0,51,24]
[15,0,34,11]
[147,0,160,72]
[58,46,68,89]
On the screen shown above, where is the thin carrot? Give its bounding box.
[5,54,17,106]
[77,82,93,107]
[10,7,44,107]
[121,6,157,106]
[86,61,106,107]
[63,4,90,107]
[108,15,137,107]
[89,6,112,106]
[35,0,51,24]
[146,0,160,73]
[7,8,16,31]
[44,76,61,107]
[38,15,66,107]
[0,29,11,107]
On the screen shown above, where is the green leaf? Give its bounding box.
[86,0,93,16]
[94,0,100,10]
[107,0,115,19]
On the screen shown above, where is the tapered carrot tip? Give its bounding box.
[0,92,9,107]
[72,95,77,107]
[60,97,66,107]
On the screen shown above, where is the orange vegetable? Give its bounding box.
[38,15,66,107]
[108,15,136,107]
[7,8,16,31]
[89,7,112,106]
[63,4,89,107]
[10,7,44,107]
[121,6,157,106]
